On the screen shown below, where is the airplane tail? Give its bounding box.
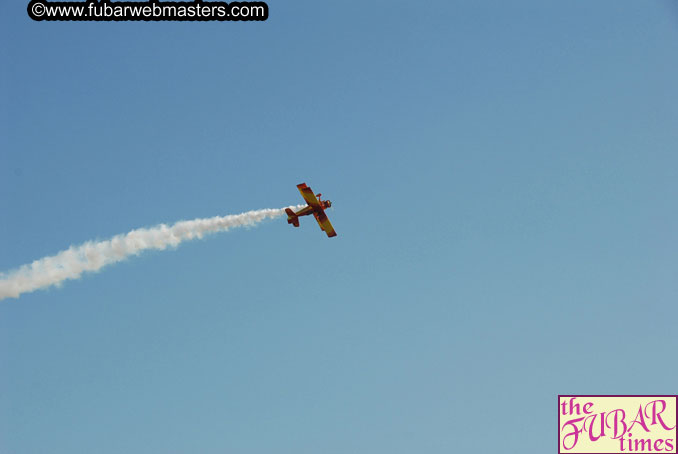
[285,208,300,227]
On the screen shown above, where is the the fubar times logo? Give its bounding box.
[559,396,677,453]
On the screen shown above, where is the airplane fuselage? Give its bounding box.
[294,205,316,217]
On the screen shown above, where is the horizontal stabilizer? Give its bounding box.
[285,208,300,227]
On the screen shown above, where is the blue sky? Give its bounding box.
[1,1,677,452]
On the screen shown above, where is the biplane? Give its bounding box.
[285,183,337,238]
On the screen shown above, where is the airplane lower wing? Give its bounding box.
[315,211,337,237]
[297,183,322,209]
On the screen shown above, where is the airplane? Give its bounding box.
[285,183,337,238]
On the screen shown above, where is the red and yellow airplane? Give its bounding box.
[286,183,337,237]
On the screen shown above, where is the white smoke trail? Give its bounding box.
[0,205,304,301]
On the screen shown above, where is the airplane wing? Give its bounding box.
[297,183,322,209]
[315,211,337,237]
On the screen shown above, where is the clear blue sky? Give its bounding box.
[1,1,677,452]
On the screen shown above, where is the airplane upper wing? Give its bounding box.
[297,183,322,209]
[315,211,337,237]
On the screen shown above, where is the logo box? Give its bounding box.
[558,395,677,454]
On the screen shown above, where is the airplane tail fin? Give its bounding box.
[285,208,300,227]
